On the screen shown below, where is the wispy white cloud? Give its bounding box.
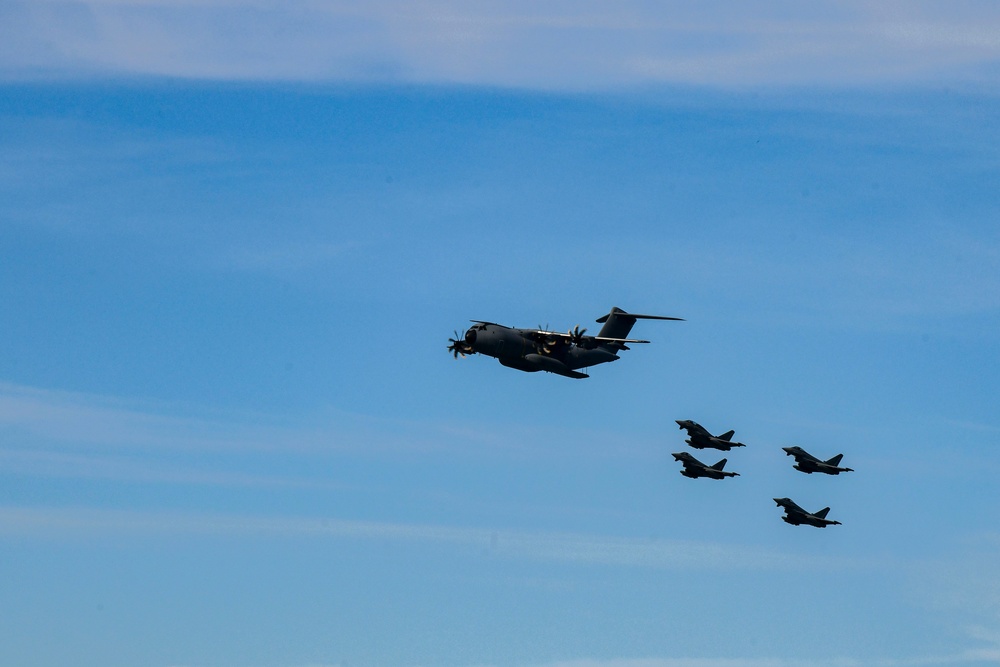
[0,447,323,488]
[0,380,421,493]
[205,653,1000,667]
[0,505,858,572]
[892,541,1000,667]
[0,379,471,457]
[512,652,1000,667]
[0,381,368,490]
[3,1,1000,88]
[0,380,281,452]
[0,379,657,476]
[907,541,1000,619]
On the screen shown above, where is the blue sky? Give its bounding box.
[2,4,1000,667]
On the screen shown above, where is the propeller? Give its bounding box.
[447,330,474,359]
[568,325,587,346]
[536,323,560,355]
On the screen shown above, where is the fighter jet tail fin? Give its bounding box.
[815,507,831,519]
[712,458,728,470]
[825,454,844,466]
[718,430,735,442]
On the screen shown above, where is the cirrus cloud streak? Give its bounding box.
[3,1,1000,88]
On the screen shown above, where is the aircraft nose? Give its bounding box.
[675,420,684,429]
[781,447,793,453]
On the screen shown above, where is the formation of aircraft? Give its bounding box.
[782,446,854,475]
[773,498,842,527]
[672,418,852,527]
[771,448,851,527]
[675,420,746,451]
[672,419,745,479]
[447,306,683,379]
[671,452,739,479]
[445,305,853,527]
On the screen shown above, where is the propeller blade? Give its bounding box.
[447,330,473,359]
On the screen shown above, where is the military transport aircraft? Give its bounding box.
[671,452,740,480]
[447,306,682,379]
[782,446,854,475]
[675,420,746,451]
[773,498,842,527]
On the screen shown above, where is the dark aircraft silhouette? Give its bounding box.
[773,498,841,527]
[675,420,746,451]
[447,307,682,379]
[782,446,854,475]
[671,452,739,480]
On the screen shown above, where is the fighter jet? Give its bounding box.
[675,420,746,451]
[773,497,841,527]
[447,306,682,379]
[671,452,740,480]
[782,446,854,475]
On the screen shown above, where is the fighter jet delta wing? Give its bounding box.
[782,446,854,475]
[675,419,747,451]
[671,452,740,480]
[773,497,842,527]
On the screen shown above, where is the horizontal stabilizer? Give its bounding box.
[621,313,684,321]
[815,507,831,519]
[719,430,735,442]
[826,454,844,466]
[595,309,684,323]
